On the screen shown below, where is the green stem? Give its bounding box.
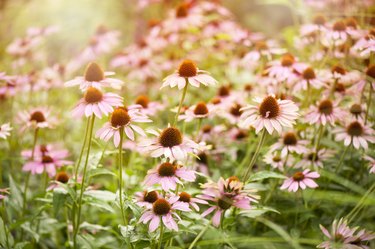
[158,219,164,249]
[173,80,188,126]
[242,129,267,182]
[118,128,127,225]
[2,201,10,249]
[73,116,95,248]
[335,144,350,173]
[364,81,373,124]
[188,222,211,249]
[347,182,375,222]
[194,118,203,142]
[311,125,325,166]
[74,118,90,181]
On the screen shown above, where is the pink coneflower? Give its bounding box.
[139,196,191,232]
[161,59,217,90]
[22,147,72,177]
[240,95,299,134]
[200,177,258,227]
[0,188,10,200]
[129,95,164,117]
[135,190,159,209]
[0,123,12,139]
[265,54,305,83]
[47,171,70,191]
[18,107,56,132]
[351,30,375,58]
[139,126,200,161]
[96,106,151,147]
[143,162,196,191]
[65,62,123,91]
[334,120,375,150]
[348,103,365,119]
[71,87,123,119]
[179,101,215,122]
[242,40,286,67]
[163,3,204,33]
[270,131,308,157]
[263,151,293,171]
[280,169,319,192]
[364,156,375,174]
[318,218,375,249]
[175,192,208,211]
[305,99,345,126]
[295,149,332,169]
[293,66,327,92]
[321,20,349,47]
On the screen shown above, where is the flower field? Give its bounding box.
[0,0,374,248]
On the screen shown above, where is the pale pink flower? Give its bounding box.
[22,146,72,177]
[143,162,196,191]
[264,151,293,171]
[280,169,319,192]
[334,120,375,150]
[351,35,375,58]
[65,62,123,91]
[295,148,332,169]
[0,123,12,139]
[318,218,375,249]
[321,21,349,47]
[163,3,204,33]
[293,66,327,92]
[18,107,56,132]
[129,95,164,117]
[265,54,305,83]
[241,40,286,68]
[179,101,215,122]
[270,131,308,157]
[135,190,159,209]
[161,60,217,90]
[139,196,191,232]
[139,126,200,161]
[71,87,123,119]
[174,191,208,211]
[364,156,375,174]
[200,177,258,227]
[96,106,151,147]
[305,99,345,126]
[240,95,299,134]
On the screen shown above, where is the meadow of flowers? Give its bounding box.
[0,0,375,248]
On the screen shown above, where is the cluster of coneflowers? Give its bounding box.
[0,0,374,248]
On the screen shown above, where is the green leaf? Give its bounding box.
[9,175,22,211]
[247,171,287,182]
[88,167,116,178]
[14,242,30,249]
[240,206,280,218]
[52,189,67,216]
[84,190,116,202]
[0,216,14,248]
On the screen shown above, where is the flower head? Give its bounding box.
[305,99,345,126]
[72,87,123,118]
[161,60,217,89]
[334,120,375,150]
[96,106,151,147]
[18,107,56,132]
[0,123,12,139]
[139,126,200,161]
[65,62,123,91]
[280,169,319,192]
[143,162,196,191]
[240,95,299,134]
[139,195,191,232]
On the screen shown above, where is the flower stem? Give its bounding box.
[73,116,95,248]
[157,218,164,249]
[194,118,202,142]
[21,128,39,218]
[364,81,373,124]
[335,144,350,173]
[188,221,211,249]
[74,118,90,181]
[118,127,127,225]
[242,129,267,182]
[311,125,325,166]
[2,201,10,249]
[173,80,189,126]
